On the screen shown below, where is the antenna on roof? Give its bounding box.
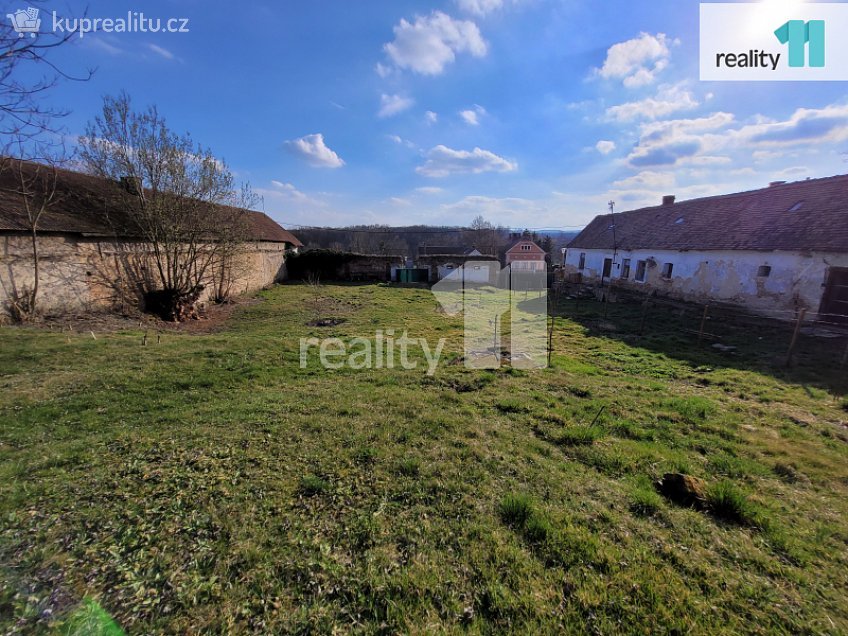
[608,200,618,261]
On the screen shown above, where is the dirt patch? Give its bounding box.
[307,317,347,327]
[7,296,261,336]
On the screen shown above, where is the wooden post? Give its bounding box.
[786,308,807,367]
[639,300,650,336]
[697,304,710,345]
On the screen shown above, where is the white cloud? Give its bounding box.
[378,93,415,118]
[285,133,345,168]
[441,196,547,219]
[383,11,487,76]
[596,33,677,87]
[389,197,413,206]
[375,62,392,78]
[460,105,486,126]
[415,186,445,195]
[595,140,616,155]
[606,84,698,122]
[612,171,675,190]
[624,103,848,169]
[416,145,517,177]
[456,0,505,16]
[387,134,418,149]
[425,110,439,124]
[148,43,175,60]
[270,180,309,201]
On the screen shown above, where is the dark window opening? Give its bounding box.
[757,265,772,277]
[621,259,631,279]
[578,253,586,270]
[602,258,613,278]
[635,260,647,282]
[661,262,674,279]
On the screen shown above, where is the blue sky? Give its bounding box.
[17,0,848,229]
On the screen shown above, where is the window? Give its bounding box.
[522,244,532,251]
[602,258,613,278]
[635,260,647,282]
[661,262,674,279]
[757,265,772,277]
[621,258,631,279]
[578,253,586,270]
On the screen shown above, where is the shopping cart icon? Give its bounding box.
[7,7,41,38]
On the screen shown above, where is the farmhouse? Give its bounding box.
[0,160,302,318]
[506,239,547,272]
[565,175,848,323]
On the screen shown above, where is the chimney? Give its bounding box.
[120,176,142,196]
[769,180,787,188]
[662,195,676,206]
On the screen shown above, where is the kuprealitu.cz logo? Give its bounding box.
[6,6,190,39]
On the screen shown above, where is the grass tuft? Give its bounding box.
[498,493,534,527]
[705,480,755,525]
[298,474,330,497]
[556,426,603,446]
[397,457,421,477]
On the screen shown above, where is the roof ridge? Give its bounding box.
[610,172,848,217]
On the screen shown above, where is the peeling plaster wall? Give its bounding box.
[0,234,289,318]
[564,248,848,319]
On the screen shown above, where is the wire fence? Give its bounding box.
[551,281,848,374]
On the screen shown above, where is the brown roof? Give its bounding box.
[506,240,546,254]
[568,174,848,253]
[0,159,302,246]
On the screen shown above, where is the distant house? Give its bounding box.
[505,240,547,272]
[415,244,497,282]
[0,160,303,318]
[566,175,848,323]
[418,244,484,257]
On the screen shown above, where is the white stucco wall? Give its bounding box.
[564,247,848,319]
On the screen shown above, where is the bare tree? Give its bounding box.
[79,93,252,320]
[1,1,93,142]
[470,215,497,255]
[0,148,66,320]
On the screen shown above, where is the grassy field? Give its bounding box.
[1,283,847,634]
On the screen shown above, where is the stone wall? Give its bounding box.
[0,233,288,319]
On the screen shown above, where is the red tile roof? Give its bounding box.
[506,240,546,254]
[568,174,848,253]
[0,159,302,246]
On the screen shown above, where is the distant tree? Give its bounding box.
[79,93,252,320]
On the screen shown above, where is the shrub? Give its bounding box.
[498,493,533,527]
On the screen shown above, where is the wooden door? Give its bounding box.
[820,267,848,324]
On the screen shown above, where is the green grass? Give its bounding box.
[1,283,847,634]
